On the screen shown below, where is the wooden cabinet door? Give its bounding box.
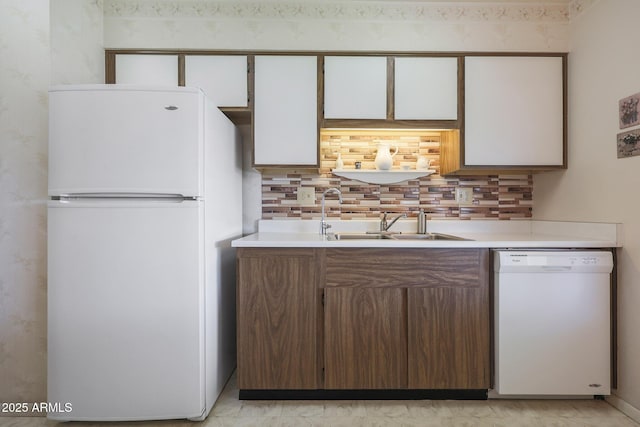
[324,288,407,389]
[325,248,490,390]
[254,55,318,166]
[407,256,490,389]
[237,248,318,389]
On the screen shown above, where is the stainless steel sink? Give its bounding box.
[391,232,471,241]
[328,233,392,240]
[328,232,470,241]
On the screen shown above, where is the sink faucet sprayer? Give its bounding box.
[380,212,407,232]
[320,188,343,235]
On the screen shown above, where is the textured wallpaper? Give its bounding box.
[51,0,105,85]
[0,0,103,408]
[103,0,575,51]
[0,0,50,406]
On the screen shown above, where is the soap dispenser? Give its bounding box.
[336,152,344,169]
[417,209,427,234]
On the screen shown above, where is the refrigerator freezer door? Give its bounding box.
[47,200,205,421]
[49,86,203,197]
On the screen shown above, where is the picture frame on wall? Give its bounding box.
[616,128,640,158]
[619,92,640,129]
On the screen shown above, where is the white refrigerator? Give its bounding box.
[47,85,242,421]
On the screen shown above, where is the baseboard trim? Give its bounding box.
[606,394,640,424]
[239,389,488,400]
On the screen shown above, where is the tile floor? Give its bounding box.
[2,373,639,427]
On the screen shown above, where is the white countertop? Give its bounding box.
[232,220,622,249]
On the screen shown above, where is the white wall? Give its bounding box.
[0,0,103,406]
[534,0,640,412]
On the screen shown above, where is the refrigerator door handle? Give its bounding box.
[57,194,198,203]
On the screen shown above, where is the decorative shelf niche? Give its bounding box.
[331,169,435,184]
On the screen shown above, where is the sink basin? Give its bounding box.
[328,232,470,241]
[328,233,392,240]
[391,232,471,241]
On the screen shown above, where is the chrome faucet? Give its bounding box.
[380,212,407,232]
[320,187,343,235]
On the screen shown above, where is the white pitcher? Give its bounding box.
[375,142,398,170]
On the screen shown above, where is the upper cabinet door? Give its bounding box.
[115,54,178,86]
[464,56,564,166]
[254,56,318,166]
[324,56,387,119]
[185,55,248,107]
[394,57,458,120]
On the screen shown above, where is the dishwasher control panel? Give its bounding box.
[495,251,613,273]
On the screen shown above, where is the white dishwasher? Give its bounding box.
[493,250,613,396]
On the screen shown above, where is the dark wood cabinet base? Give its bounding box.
[237,248,490,394]
[239,389,488,400]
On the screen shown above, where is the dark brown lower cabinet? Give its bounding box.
[324,248,490,391]
[236,248,318,390]
[237,247,489,392]
[324,288,407,389]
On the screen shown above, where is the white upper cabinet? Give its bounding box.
[184,55,248,107]
[394,57,458,120]
[254,56,318,166]
[464,56,564,166]
[324,56,387,119]
[115,55,178,86]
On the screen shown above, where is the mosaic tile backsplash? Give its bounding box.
[262,130,533,220]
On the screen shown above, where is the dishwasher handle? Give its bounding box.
[541,266,573,272]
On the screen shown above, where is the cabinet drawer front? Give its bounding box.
[324,248,488,288]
